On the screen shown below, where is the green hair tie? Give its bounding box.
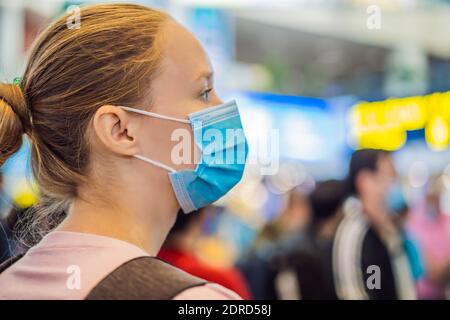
[13,77,23,90]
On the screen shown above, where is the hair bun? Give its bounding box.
[0,82,30,166]
[0,82,31,130]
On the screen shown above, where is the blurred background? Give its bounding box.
[1,0,450,300]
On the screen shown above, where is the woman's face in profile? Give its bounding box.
[135,20,223,172]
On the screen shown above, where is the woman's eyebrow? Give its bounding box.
[193,71,214,82]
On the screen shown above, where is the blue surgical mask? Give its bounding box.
[120,100,248,213]
[386,183,407,214]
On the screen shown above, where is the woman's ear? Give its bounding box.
[92,105,140,156]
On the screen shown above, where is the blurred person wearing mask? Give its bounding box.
[158,206,252,300]
[333,149,416,300]
[408,177,450,299]
[387,183,425,286]
[236,187,312,299]
[0,3,247,299]
[268,180,346,300]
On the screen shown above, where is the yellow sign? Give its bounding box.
[349,91,450,151]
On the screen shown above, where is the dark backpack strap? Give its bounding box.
[0,253,25,274]
[86,256,208,300]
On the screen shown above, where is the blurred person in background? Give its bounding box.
[0,175,42,264]
[0,3,247,299]
[158,206,252,300]
[252,186,311,249]
[386,182,425,287]
[408,177,450,300]
[309,180,346,250]
[268,180,346,300]
[0,171,11,263]
[0,206,32,264]
[237,186,312,299]
[0,172,3,213]
[333,149,416,300]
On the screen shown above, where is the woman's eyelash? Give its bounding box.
[200,88,213,100]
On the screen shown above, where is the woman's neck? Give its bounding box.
[56,188,178,256]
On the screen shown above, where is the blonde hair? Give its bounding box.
[0,3,170,246]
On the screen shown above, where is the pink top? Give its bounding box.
[0,231,241,300]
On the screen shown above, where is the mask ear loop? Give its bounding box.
[118,106,190,173]
[118,106,190,124]
[133,155,176,173]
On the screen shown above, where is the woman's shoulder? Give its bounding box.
[173,283,242,300]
